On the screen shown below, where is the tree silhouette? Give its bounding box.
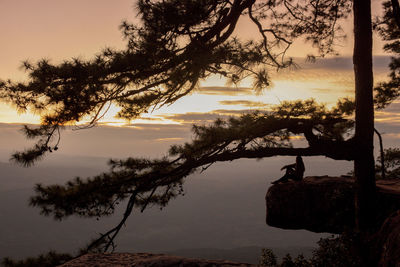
[1,0,399,257]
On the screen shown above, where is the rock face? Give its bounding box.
[377,210,400,267]
[58,253,257,267]
[266,176,400,234]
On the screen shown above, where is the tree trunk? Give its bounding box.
[353,0,376,233]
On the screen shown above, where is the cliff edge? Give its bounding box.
[58,253,257,267]
[266,176,400,233]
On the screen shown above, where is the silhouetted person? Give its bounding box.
[271,155,305,184]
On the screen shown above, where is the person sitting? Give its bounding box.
[271,155,305,184]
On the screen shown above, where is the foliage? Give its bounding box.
[31,99,354,217]
[311,234,360,267]
[28,99,358,250]
[374,1,400,109]
[259,248,277,266]
[1,251,72,267]
[260,234,360,267]
[0,0,352,166]
[376,148,400,179]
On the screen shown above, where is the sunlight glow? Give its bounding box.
[0,2,393,129]
[0,70,356,126]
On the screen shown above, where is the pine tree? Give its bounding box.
[1,0,399,257]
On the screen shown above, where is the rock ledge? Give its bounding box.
[58,252,257,267]
[266,176,400,233]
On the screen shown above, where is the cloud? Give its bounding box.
[194,58,388,96]
[218,100,270,108]
[2,97,399,161]
[161,112,229,123]
[132,117,165,121]
[375,112,400,125]
[310,87,354,94]
[160,109,268,124]
[212,109,264,115]
[376,102,400,121]
[155,137,185,142]
[384,133,400,138]
[382,100,400,113]
[298,56,390,72]
[374,102,400,142]
[196,86,254,96]
[270,56,391,83]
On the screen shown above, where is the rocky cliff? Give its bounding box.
[58,253,257,267]
[376,210,400,267]
[266,176,400,234]
[266,176,400,266]
[60,177,400,266]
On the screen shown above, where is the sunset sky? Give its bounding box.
[1,1,399,156]
[1,0,400,260]
[0,1,398,161]
[0,0,394,124]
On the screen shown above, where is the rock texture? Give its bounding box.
[266,176,400,233]
[58,253,257,267]
[376,210,400,267]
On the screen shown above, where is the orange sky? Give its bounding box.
[1,2,399,258]
[0,0,394,126]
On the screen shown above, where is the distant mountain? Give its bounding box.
[0,157,328,261]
